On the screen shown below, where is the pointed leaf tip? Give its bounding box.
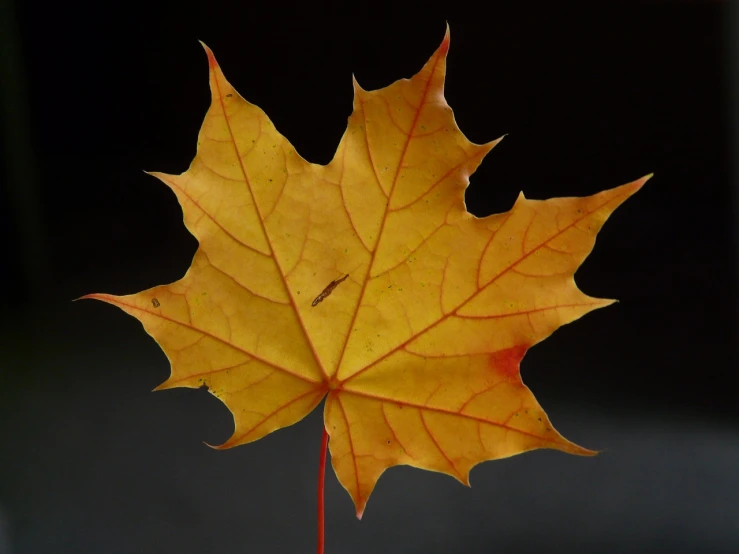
[487,134,506,150]
[636,172,653,190]
[440,23,450,55]
[619,173,651,197]
[199,40,218,68]
[351,73,363,92]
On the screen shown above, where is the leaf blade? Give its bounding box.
[88,27,646,519]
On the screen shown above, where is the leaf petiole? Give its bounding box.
[317,426,328,554]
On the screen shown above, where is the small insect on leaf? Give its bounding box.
[152,298,160,308]
[312,274,349,307]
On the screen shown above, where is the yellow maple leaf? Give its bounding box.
[86,28,646,519]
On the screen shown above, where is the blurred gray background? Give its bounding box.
[1,2,737,553]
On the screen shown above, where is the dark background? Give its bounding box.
[1,2,737,553]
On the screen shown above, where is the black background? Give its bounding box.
[1,2,737,553]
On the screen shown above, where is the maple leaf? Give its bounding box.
[86,28,646,519]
